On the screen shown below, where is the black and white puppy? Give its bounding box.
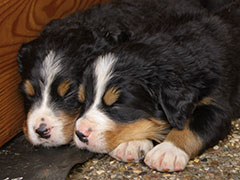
[74,1,240,172]
[18,0,208,147]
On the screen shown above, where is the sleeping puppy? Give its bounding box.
[17,0,207,147]
[74,2,240,172]
[17,0,234,147]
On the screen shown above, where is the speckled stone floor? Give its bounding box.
[67,119,240,180]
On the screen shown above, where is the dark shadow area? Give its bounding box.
[0,133,93,180]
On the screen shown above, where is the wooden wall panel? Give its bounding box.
[0,0,108,146]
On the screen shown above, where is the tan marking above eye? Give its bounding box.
[104,87,121,106]
[197,97,214,106]
[78,84,85,103]
[24,80,35,96]
[57,80,72,97]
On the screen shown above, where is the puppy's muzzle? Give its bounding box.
[35,123,51,139]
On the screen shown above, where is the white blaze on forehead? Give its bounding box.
[40,51,61,108]
[94,53,117,107]
[76,53,117,127]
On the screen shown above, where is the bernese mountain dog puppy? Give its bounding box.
[17,0,235,147]
[74,1,240,172]
[17,0,208,147]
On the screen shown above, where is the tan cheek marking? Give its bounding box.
[59,111,79,142]
[104,118,170,151]
[78,84,85,103]
[57,80,72,97]
[22,120,30,142]
[165,124,203,158]
[104,87,121,106]
[23,108,33,144]
[197,97,214,106]
[24,80,35,96]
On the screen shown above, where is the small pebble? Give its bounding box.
[11,178,23,180]
[204,167,210,171]
[194,159,200,163]
[133,169,142,174]
[213,145,219,150]
[96,170,105,175]
[111,174,117,179]
[201,158,208,162]
[228,154,234,158]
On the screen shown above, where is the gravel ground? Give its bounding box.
[67,119,240,180]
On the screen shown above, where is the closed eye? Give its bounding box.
[63,88,75,100]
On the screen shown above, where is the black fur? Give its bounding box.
[81,0,240,152]
[200,0,236,12]
[18,0,208,115]
[17,0,237,146]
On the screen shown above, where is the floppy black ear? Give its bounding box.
[159,84,196,130]
[17,39,39,76]
[17,43,31,75]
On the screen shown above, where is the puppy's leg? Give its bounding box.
[145,102,231,172]
[145,126,201,172]
[109,139,153,162]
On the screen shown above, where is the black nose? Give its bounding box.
[75,130,88,144]
[35,123,50,139]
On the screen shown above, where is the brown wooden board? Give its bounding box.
[0,0,108,147]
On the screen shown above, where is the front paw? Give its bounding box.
[109,140,153,162]
[144,141,189,172]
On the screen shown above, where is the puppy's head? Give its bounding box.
[18,39,82,146]
[74,53,170,153]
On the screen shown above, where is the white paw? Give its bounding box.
[144,141,189,172]
[109,140,153,162]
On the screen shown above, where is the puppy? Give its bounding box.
[74,1,240,172]
[18,0,207,147]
